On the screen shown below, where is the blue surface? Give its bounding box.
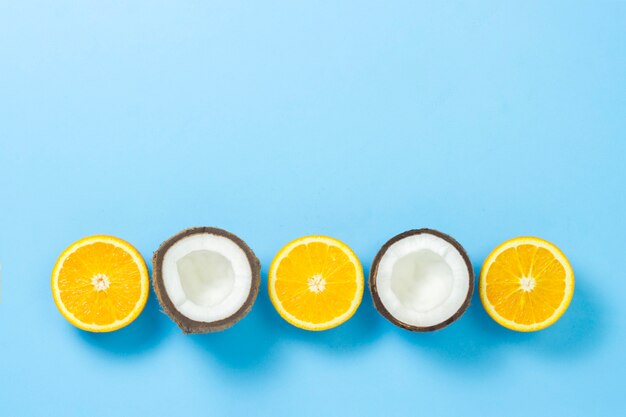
[1,1,625,416]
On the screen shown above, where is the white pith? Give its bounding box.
[162,233,252,323]
[375,233,470,328]
[519,276,536,292]
[91,273,110,292]
[307,274,326,293]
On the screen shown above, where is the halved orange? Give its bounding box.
[269,236,364,331]
[480,237,574,332]
[51,235,149,332]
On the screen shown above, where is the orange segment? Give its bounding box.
[479,237,574,332]
[51,235,149,332]
[269,236,364,330]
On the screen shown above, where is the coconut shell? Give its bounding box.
[152,227,260,334]
[369,228,474,332]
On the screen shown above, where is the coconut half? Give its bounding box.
[369,229,474,332]
[153,227,260,333]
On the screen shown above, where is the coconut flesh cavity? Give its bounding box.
[370,229,474,331]
[153,227,260,333]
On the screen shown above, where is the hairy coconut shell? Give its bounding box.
[153,227,260,334]
[369,228,474,332]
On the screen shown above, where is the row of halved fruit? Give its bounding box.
[51,227,574,334]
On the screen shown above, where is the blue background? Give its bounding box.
[1,1,625,416]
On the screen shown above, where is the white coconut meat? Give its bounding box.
[160,232,254,323]
[373,231,472,329]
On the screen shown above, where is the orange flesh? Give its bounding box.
[485,244,566,325]
[57,242,144,326]
[274,242,358,324]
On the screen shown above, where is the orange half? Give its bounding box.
[51,235,149,332]
[269,236,364,331]
[480,237,574,332]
